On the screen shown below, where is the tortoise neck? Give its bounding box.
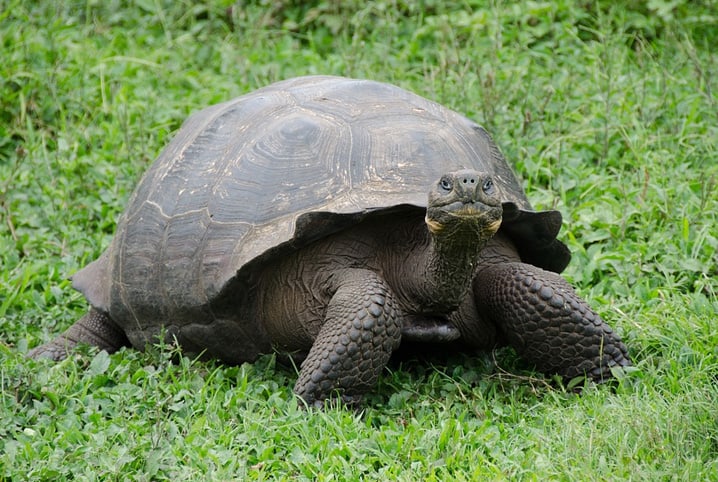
[415,220,490,313]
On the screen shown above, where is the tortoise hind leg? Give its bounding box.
[474,262,631,381]
[28,308,130,361]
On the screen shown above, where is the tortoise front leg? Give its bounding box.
[293,269,402,408]
[473,262,631,381]
[28,308,130,361]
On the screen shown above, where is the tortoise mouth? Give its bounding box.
[425,201,503,234]
[442,200,492,217]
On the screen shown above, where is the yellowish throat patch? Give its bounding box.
[487,218,502,234]
[425,217,444,234]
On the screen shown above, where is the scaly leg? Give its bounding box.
[293,269,402,407]
[474,262,631,381]
[28,308,130,361]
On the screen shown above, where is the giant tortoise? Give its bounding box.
[29,75,631,406]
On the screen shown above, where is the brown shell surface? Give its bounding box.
[73,76,566,333]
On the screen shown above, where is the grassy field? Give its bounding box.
[1,0,717,480]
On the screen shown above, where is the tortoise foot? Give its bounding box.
[28,309,129,361]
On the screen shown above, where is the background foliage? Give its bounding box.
[1,0,717,480]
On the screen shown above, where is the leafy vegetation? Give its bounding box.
[2,0,717,479]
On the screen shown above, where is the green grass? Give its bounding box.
[2,0,717,479]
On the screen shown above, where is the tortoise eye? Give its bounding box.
[482,178,494,193]
[439,177,453,191]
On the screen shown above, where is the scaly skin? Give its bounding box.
[473,262,631,381]
[293,269,402,407]
[27,308,129,361]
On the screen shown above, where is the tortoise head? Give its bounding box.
[425,169,503,239]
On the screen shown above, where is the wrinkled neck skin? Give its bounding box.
[413,219,493,314]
